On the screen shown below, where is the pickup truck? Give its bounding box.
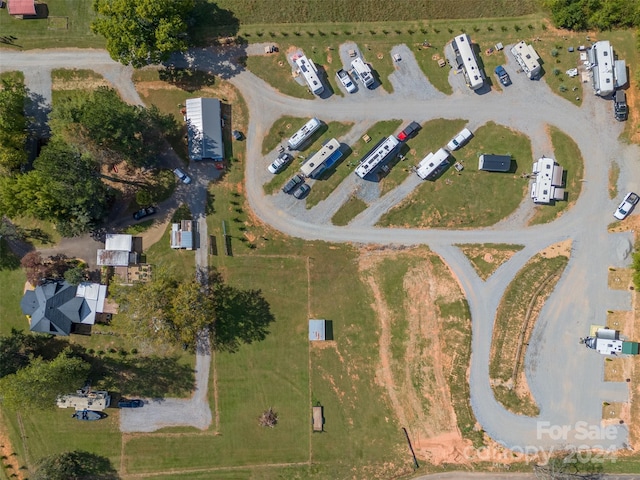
[494,65,510,86]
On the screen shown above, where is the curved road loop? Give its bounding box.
[2,45,639,452]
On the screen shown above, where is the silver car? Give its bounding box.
[614,192,639,220]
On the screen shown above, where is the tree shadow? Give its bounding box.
[209,269,275,353]
[25,90,52,140]
[91,354,195,398]
[189,1,240,47]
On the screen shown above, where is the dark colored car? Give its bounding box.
[397,121,421,142]
[495,65,511,86]
[232,130,244,140]
[118,399,144,408]
[133,206,157,220]
[282,174,304,194]
[293,183,311,199]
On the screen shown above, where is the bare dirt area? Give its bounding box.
[0,416,27,480]
[458,244,524,280]
[358,247,472,466]
[51,75,110,91]
[539,238,572,258]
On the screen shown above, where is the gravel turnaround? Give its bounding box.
[3,45,640,449]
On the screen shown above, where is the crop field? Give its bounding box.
[379,121,531,229]
[212,0,540,25]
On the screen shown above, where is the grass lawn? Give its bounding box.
[528,125,584,225]
[0,250,27,335]
[331,195,368,225]
[379,121,531,228]
[144,218,195,283]
[305,119,403,208]
[3,406,121,472]
[379,118,468,196]
[51,68,104,82]
[610,162,620,200]
[0,71,24,83]
[9,217,60,247]
[0,1,103,50]
[246,54,316,100]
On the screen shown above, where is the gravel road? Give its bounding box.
[3,44,639,451]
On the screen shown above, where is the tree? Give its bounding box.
[33,450,119,480]
[0,349,91,410]
[0,78,28,173]
[92,0,195,68]
[0,329,33,378]
[21,252,74,285]
[64,265,87,285]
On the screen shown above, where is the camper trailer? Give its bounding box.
[287,118,322,150]
[351,56,375,88]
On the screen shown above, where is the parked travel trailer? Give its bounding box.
[300,138,343,178]
[416,148,450,180]
[354,136,399,178]
[451,34,484,90]
[294,54,324,95]
[287,118,322,150]
[351,56,375,88]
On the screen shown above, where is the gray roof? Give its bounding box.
[309,319,326,341]
[186,97,224,161]
[20,281,90,336]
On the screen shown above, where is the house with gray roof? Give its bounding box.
[20,280,107,336]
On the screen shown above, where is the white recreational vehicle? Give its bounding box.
[300,138,342,178]
[416,149,450,180]
[451,34,484,90]
[294,54,324,95]
[355,136,399,178]
[351,56,374,88]
[287,118,322,150]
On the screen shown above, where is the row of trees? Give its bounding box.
[0,79,28,173]
[545,0,640,31]
[112,267,275,352]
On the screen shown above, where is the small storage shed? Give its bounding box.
[309,319,326,341]
[312,405,324,432]
[478,154,511,172]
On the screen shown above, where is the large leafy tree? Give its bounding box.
[33,450,119,480]
[0,140,113,236]
[545,0,640,30]
[92,0,195,68]
[0,349,91,410]
[0,79,28,173]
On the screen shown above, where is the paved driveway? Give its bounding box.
[3,45,639,452]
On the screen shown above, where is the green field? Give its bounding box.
[331,195,368,225]
[379,121,531,228]
[0,0,102,50]
[528,125,585,225]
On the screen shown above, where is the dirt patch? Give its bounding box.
[539,238,572,258]
[0,416,28,480]
[602,402,629,425]
[358,247,472,465]
[608,268,634,291]
[458,244,524,281]
[52,77,110,91]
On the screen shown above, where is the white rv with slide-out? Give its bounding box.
[354,136,399,178]
[416,149,450,180]
[293,54,324,96]
[351,56,374,88]
[287,118,322,151]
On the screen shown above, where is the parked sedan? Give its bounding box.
[118,398,144,408]
[133,206,157,220]
[614,192,639,220]
[293,183,311,199]
[267,152,293,174]
[336,69,356,93]
[282,174,304,194]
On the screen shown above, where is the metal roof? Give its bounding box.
[8,0,36,15]
[186,98,224,161]
[309,319,326,341]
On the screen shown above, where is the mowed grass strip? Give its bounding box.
[305,119,402,208]
[380,118,468,196]
[456,243,525,280]
[331,195,368,226]
[489,252,569,416]
[379,121,531,228]
[528,125,585,225]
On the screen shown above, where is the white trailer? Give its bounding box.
[351,56,374,88]
[355,135,399,178]
[451,34,484,90]
[294,54,324,95]
[287,118,322,150]
[416,148,450,180]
